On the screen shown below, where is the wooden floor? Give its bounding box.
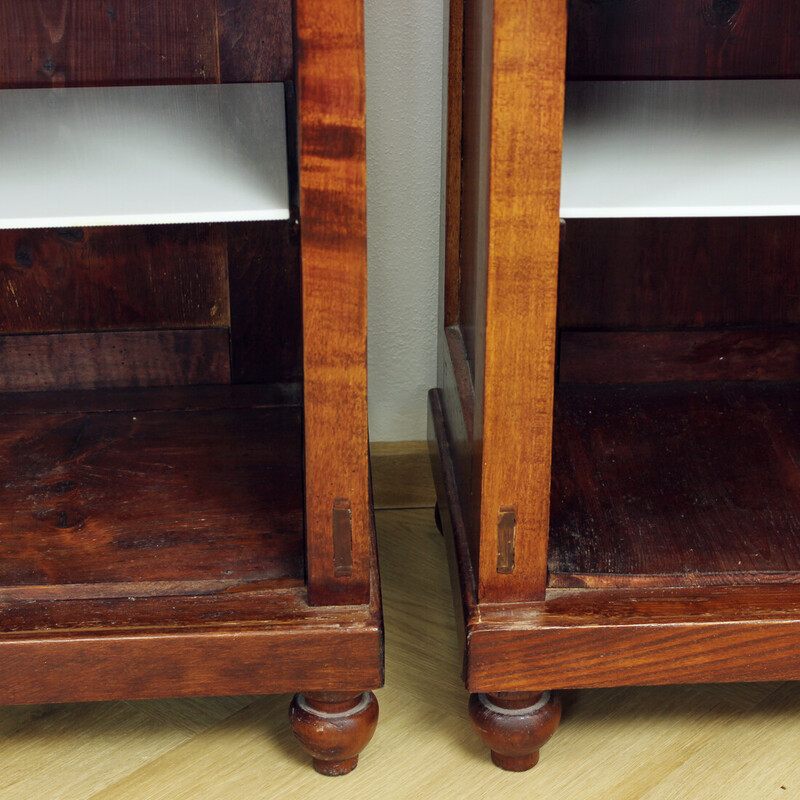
[1,443,799,799]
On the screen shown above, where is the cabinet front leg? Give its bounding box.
[468,690,561,771]
[289,691,379,776]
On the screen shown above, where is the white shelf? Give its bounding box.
[0,83,289,229]
[561,80,800,218]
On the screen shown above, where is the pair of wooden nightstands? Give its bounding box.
[2,0,800,778]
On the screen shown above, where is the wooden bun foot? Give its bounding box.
[289,691,379,776]
[468,691,561,771]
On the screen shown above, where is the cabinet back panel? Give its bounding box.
[567,0,800,79]
[558,218,800,384]
[0,225,229,334]
[559,218,800,330]
[0,1,299,390]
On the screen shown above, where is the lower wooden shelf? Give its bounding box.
[0,386,382,705]
[428,386,800,693]
[549,381,800,589]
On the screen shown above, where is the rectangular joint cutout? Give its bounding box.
[497,506,517,574]
[332,498,353,577]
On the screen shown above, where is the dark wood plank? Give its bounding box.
[466,585,800,691]
[0,0,219,88]
[566,0,800,79]
[442,0,463,328]
[558,218,800,331]
[0,225,230,335]
[457,0,492,376]
[548,382,800,586]
[217,0,293,83]
[0,329,230,392]
[0,383,301,416]
[296,0,371,606]
[0,404,303,587]
[0,595,381,703]
[439,327,478,569]
[227,222,302,385]
[559,328,800,384]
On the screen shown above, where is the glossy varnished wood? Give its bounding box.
[0,329,230,392]
[0,395,304,587]
[431,388,800,693]
[463,0,568,603]
[559,328,800,385]
[566,0,800,79]
[0,581,382,705]
[296,0,370,606]
[0,224,229,334]
[289,691,379,776]
[548,383,800,587]
[558,217,800,331]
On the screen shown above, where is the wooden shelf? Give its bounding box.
[561,80,800,218]
[0,83,289,229]
[549,382,800,588]
[0,386,304,600]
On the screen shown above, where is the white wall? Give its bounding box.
[364,2,445,442]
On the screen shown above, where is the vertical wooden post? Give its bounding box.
[296,0,371,605]
[473,0,567,602]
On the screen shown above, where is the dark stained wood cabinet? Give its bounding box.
[430,0,800,771]
[0,0,381,776]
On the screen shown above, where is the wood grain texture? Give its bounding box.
[472,0,567,602]
[442,0,463,328]
[558,218,800,331]
[227,222,302,386]
[439,327,477,564]
[0,383,301,416]
[559,328,800,384]
[457,0,492,377]
[432,394,800,693]
[217,0,293,83]
[0,329,230,391]
[548,382,800,586]
[566,0,800,79]
[466,585,800,691]
[0,620,381,705]
[296,0,371,605]
[0,403,303,586]
[0,507,797,799]
[289,691,379,775]
[0,225,229,334]
[0,0,220,88]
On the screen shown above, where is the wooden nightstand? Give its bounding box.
[430,0,800,771]
[0,0,381,776]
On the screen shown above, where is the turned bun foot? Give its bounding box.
[289,691,379,776]
[468,690,561,771]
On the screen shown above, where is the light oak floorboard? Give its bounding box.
[0,488,796,797]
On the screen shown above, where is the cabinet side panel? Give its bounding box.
[477,0,566,602]
[458,0,493,379]
[296,0,370,605]
[567,0,800,79]
[442,0,464,330]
